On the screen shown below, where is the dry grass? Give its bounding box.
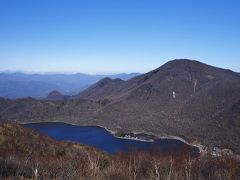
[0,123,239,180]
[1,151,239,180]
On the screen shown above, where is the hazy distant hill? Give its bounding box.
[0,72,140,99]
[0,59,240,153]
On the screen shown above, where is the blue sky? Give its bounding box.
[0,0,240,74]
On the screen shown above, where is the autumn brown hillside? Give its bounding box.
[0,123,240,179]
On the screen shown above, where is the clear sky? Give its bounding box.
[0,0,240,74]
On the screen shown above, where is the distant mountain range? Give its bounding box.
[0,59,240,154]
[0,72,140,99]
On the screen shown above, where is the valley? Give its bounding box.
[1,59,240,155]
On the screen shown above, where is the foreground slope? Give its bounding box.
[0,59,240,153]
[0,123,109,179]
[1,123,240,179]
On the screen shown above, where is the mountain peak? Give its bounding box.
[149,59,239,81]
[48,90,62,96]
[77,77,125,100]
[161,59,209,69]
[46,90,68,101]
[100,77,112,82]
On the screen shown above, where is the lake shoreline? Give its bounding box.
[20,121,157,142]
[20,121,202,155]
[19,120,202,153]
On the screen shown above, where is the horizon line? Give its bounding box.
[0,70,142,76]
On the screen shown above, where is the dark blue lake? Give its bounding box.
[23,122,199,156]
